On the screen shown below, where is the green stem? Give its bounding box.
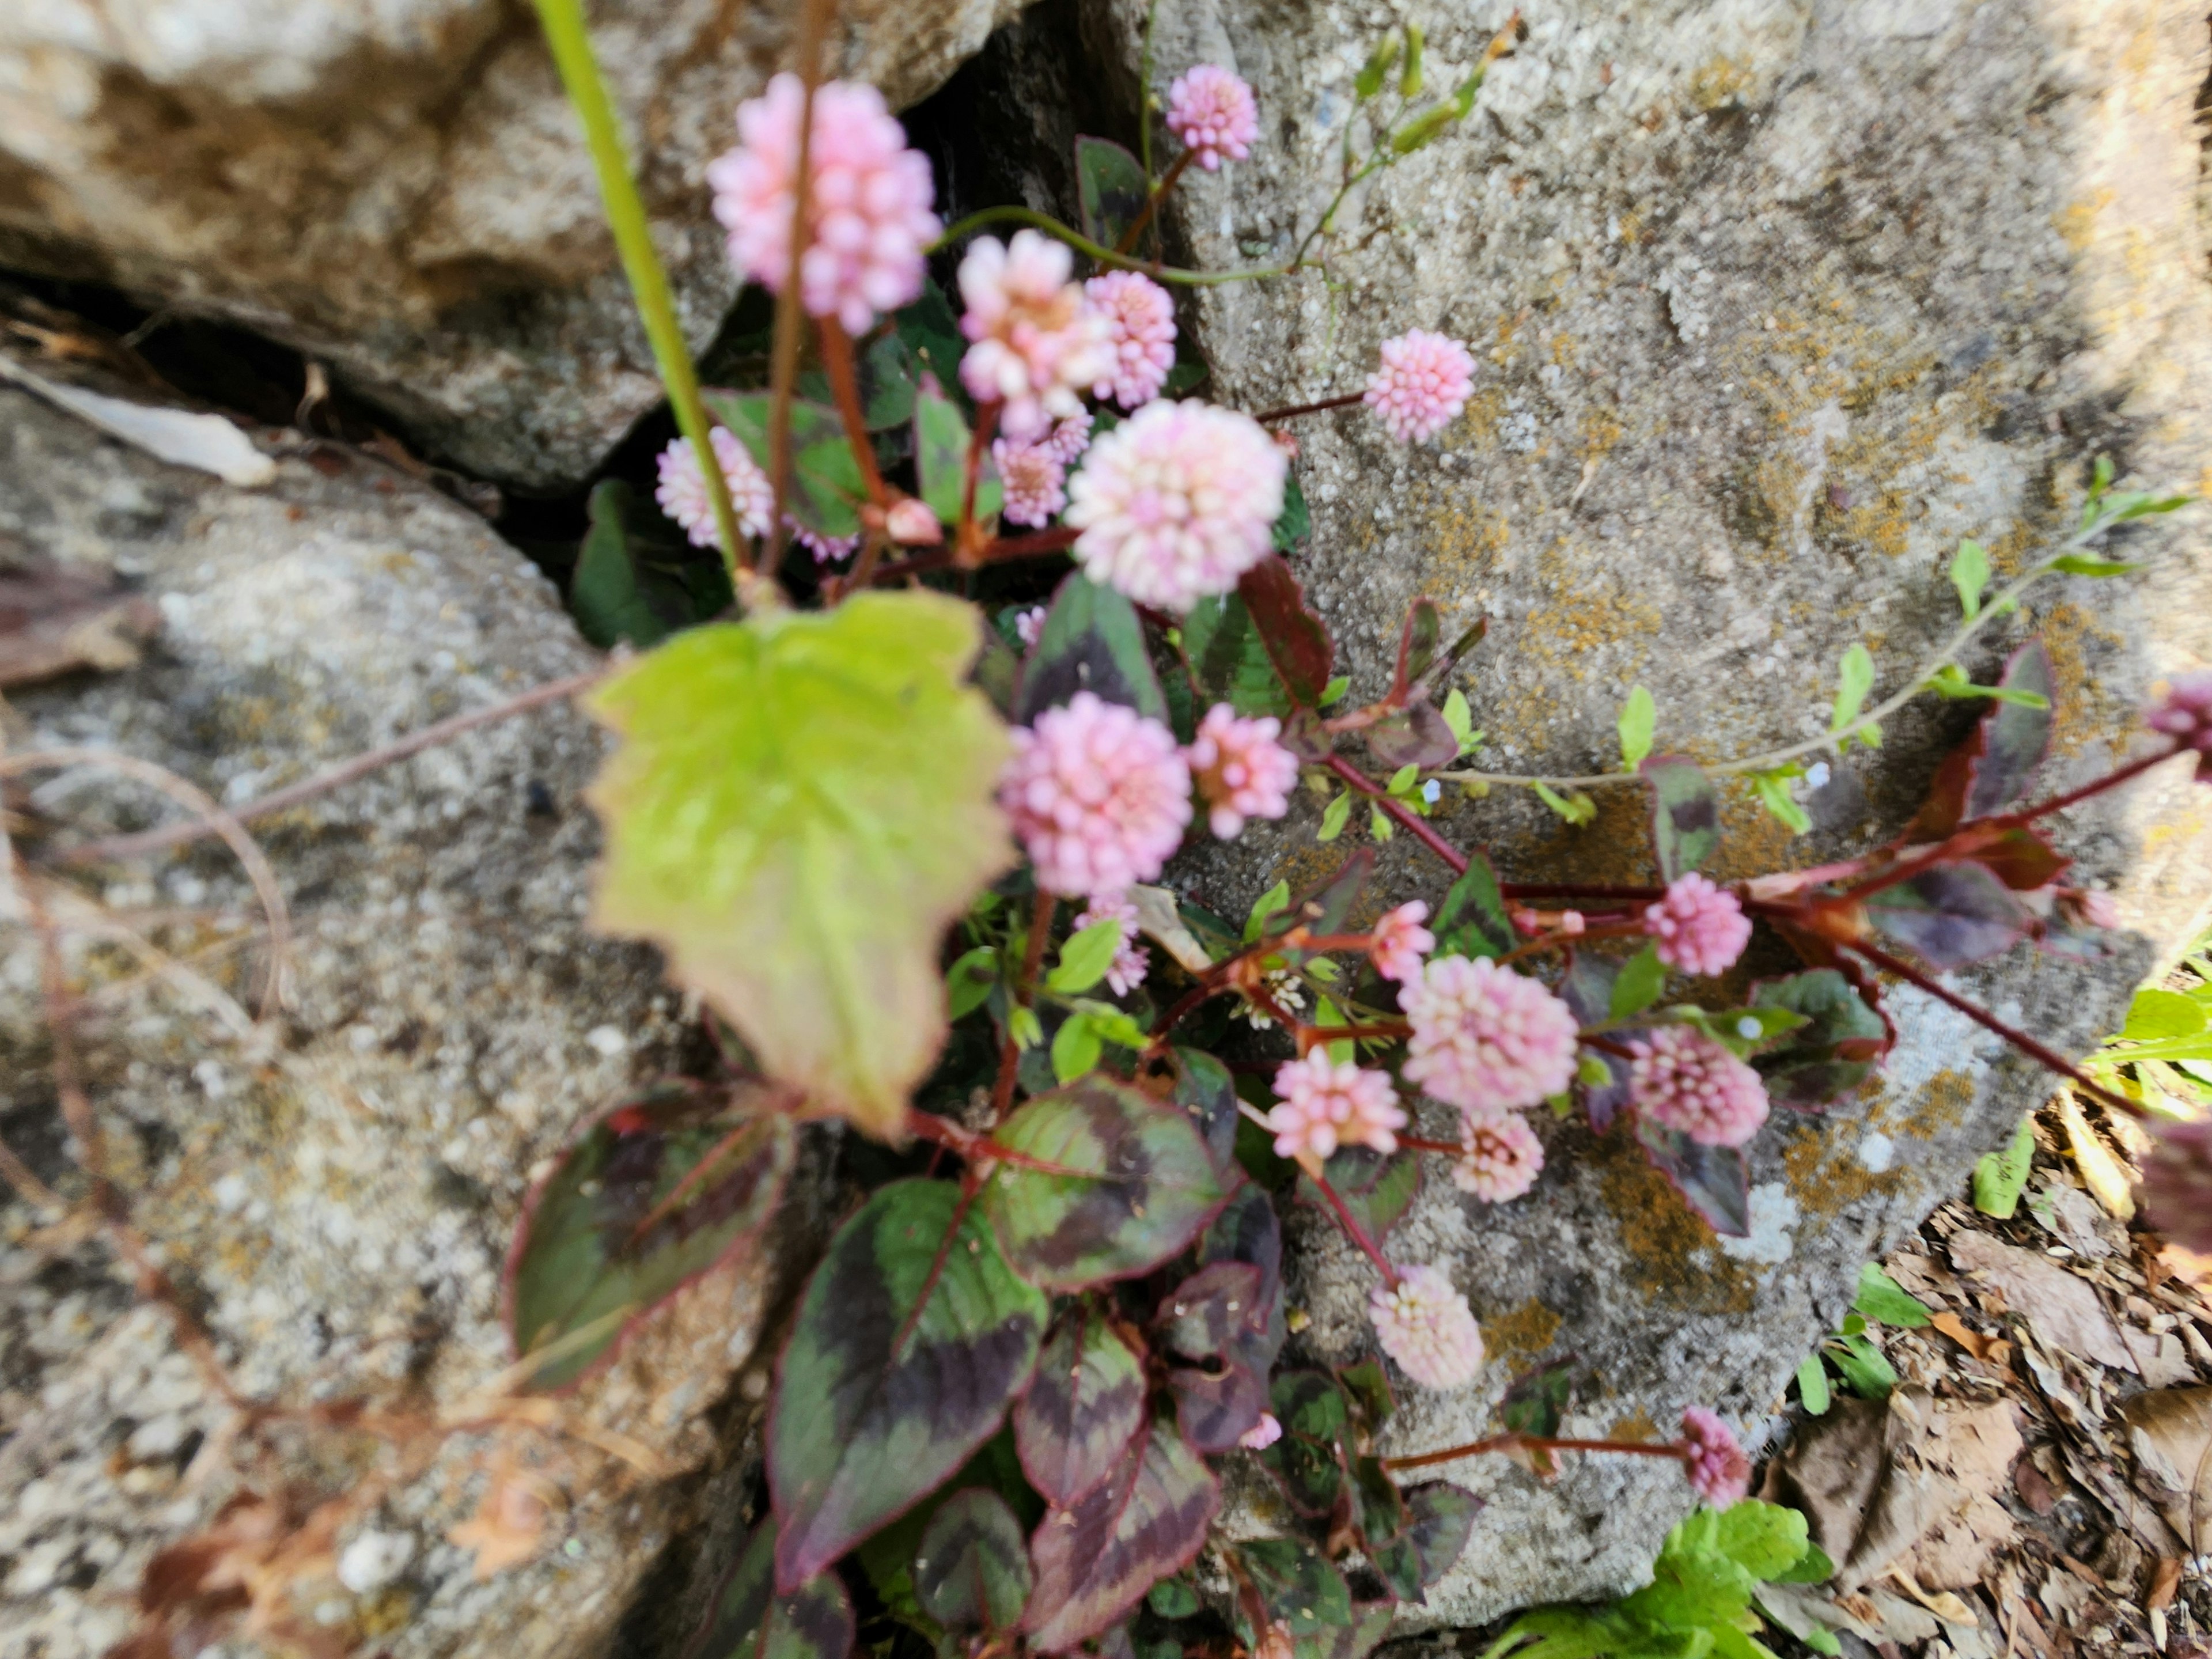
[1139,0,1161,184]
[931,207,1288,286]
[529,0,745,586]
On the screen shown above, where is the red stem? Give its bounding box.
[1252,389,1368,426]
[1115,150,1192,255]
[1579,1033,1637,1061]
[1326,754,1469,873]
[1382,1434,1690,1473]
[956,400,1002,563]
[1308,1166,1399,1289]
[816,316,887,507]
[1839,937,2143,1118]
[1396,1134,1464,1156]
[1996,742,2181,828]
[1499,882,1668,902]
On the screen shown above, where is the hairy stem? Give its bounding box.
[1382,1433,1689,1473]
[529,0,745,583]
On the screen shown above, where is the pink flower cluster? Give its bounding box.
[1185,704,1297,838]
[1368,902,1433,984]
[708,76,938,335]
[1013,605,1048,649]
[1048,410,1093,465]
[1452,1107,1544,1203]
[1644,874,1752,977]
[790,524,861,565]
[999,691,1191,896]
[1265,1051,1406,1160]
[958,232,1112,442]
[1401,955,1580,1114]
[1071,890,1150,995]
[1086,272,1177,409]
[993,438,1069,528]
[1364,330,1475,444]
[1165,66,1259,172]
[1680,1407,1752,1506]
[1628,1027,1770,1147]
[1238,1412,1283,1451]
[1370,1264,1485,1390]
[2147,671,2212,779]
[655,429,773,547]
[1065,400,1287,611]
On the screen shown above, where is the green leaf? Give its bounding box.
[1852,1263,1931,1328]
[1972,1115,2035,1218]
[2124,986,2206,1041]
[706,390,866,538]
[915,383,1003,526]
[893,279,965,385]
[1240,1537,1353,1641]
[1750,767,1812,836]
[1830,643,1875,737]
[584,594,1012,1137]
[1430,851,1517,961]
[1022,1424,1220,1652]
[1075,135,1151,252]
[1749,969,1889,1108]
[695,1522,855,1659]
[1400,22,1425,96]
[1245,880,1291,944]
[1640,757,1721,881]
[1795,1354,1831,1416]
[1532,781,1596,825]
[2090,452,2115,501]
[1710,1500,1811,1582]
[1321,674,1353,707]
[1827,1331,1896,1399]
[1372,1481,1481,1603]
[1391,101,1463,154]
[1296,1147,1420,1244]
[946,946,998,1021]
[1370,803,1393,842]
[1499,1358,1575,1440]
[1618,686,1657,770]
[1319,790,1354,843]
[1610,942,1667,1020]
[1771,1543,1836,1586]
[914,1489,1033,1633]
[1949,539,1989,621]
[1387,763,1421,797]
[1148,1578,1203,1619]
[981,1076,1227,1290]
[1442,688,1475,752]
[1272,472,1312,551]
[1009,1004,1044,1051]
[858,329,919,429]
[2052,554,2144,578]
[1051,1014,1104,1084]
[1051,919,1129,995]
[1355,31,1402,100]
[771,1180,1049,1588]
[508,1099,794,1390]
[573,480,681,650]
[1337,1359,1395,1429]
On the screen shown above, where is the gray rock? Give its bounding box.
[0,0,1024,488]
[1041,0,2212,1630]
[0,380,823,1659]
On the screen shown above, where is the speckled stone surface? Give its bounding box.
[992,0,2212,1629]
[0,385,824,1659]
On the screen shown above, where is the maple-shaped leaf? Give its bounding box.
[584,593,1013,1135]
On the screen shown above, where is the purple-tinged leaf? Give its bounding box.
[1403,611,1486,705]
[771,1180,1048,1590]
[1017,573,1170,726]
[981,1077,1228,1291]
[1014,1306,1148,1509]
[1370,1482,1482,1605]
[1156,1262,1265,1359]
[707,391,865,539]
[1158,1262,1272,1452]
[1336,1359,1394,1428]
[1279,705,1333,761]
[1429,850,1516,961]
[1183,588,1293,720]
[1641,756,1720,881]
[1171,1048,1241,1179]
[1237,1538,1353,1650]
[1074,137,1149,252]
[1498,1357,1575,1439]
[1558,953,1635,1130]
[1750,969,1892,1108]
[1633,1119,1751,1237]
[1198,1184,1286,1366]
[1863,861,2033,968]
[1967,639,2052,819]
[1295,1602,1398,1659]
[1295,1146,1420,1243]
[1237,555,1335,709]
[915,1489,1033,1633]
[1391,599,1443,703]
[1967,824,2070,892]
[1257,1431,1345,1516]
[1022,1425,1221,1652]
[2139,1118,2212,1252]
[1366,700,1460,770]
[1168,1357,1271,1454]
[1349,1454,1406,1546]
[1263,849,1374,949]
[1271,1369,1351,1441]
[506,1092,794,1391]
[695,1522,854,1659]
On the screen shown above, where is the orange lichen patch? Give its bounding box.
[1781,1119,1903,1222]
[1703,776,1801,886]
[1616,210,1643,246]
[1578,404,1624,461]
[1482,1298,1564,1369]
[2054,190,2115,252]
[1688,56,1753,111]
[1605,1408,1660,1444]
[1984,520,2040,579]
[1902,1067,1976,1141]
[1462,384,1509,439]
[1520,567,1664,685]
[1423,490,1511,593]
[2032,599,2130,760]
[1595,1132,1760,1314]
[1522,786,1657,889]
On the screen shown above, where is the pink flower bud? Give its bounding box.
[1401,956,1580,1113]
[885,497,941,545]
[1680,1406,1751,1506]
[1364,331,1475,444]
[1164,66,1259,171]
[1643,874,1752,977]
[1370,1263,1485,1391]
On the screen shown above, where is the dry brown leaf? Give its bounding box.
[2058,1095,2136,1222]
[1930,1309,1999,1361]
[1949,1232,2138,1373]
[2119,1385,2212,1552]
[0,562,161,688]
[2147,1556,2182,1613]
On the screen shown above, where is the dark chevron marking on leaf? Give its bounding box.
[1295,1146,1419,1243]
[1171,1048,1241,1177]
[1183,587,1292,719]
[505,1093,793,1391]
[1559,956,1634,1131]
[1430,850,1516,961]
[1259,1430,1344,1516]
[1238,1537,1353,1645]
[1169,1358,1271,1454]
[914,1488,1033,1633]
[1297,1602,1398,1659]
[1022,1425,1220,1652]
[1370,1481,1482,1604]
[1014,1306,1148,1508]
[1199,1184,1286,1358]
[1157,1260,1272,1452]
[694,1521,855,1659]
[1641,756,1720,881]
[981,1077,1228,1291]
[1017,573,1170,726]
[1911,638,2054,836]
[1750,969,1892,1108]
[1633,1119,1751,1237]
[1156,1262,1264,1360]
[771,1180,1048,1590]
[1349,1453,1406,1547]
[1271,1370,1350,1441]
[1863,861,2033,968]
[1236,555,1334,709]
[1498,1358,1574,1438]
[1336,1359,1393,1429]
[1074,137,1149,252]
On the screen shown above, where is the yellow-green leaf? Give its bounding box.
[584,593,1013,1136]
